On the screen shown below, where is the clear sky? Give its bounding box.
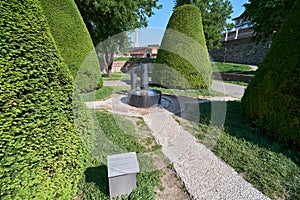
[148,0,249,28]
[131,0,249,46]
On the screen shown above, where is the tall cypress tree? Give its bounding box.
[241,0,300,147]
[174,0,233,49]
[152,5,212,89]
[0,0,85,198]
[40,0,102,92]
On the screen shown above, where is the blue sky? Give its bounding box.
[148,0,249,28]
[131,0,249,46]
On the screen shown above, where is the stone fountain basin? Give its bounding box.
[128,89,161,108]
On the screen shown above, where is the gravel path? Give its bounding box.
[85,91,270,200]
[211,80,246,99]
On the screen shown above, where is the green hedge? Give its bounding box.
[40,0,102,92]
[152,5,212,89]
[39,0,100,169]
[0,0,85,199]
[241,0,300,147]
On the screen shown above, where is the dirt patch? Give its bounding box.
[155,165,190,200]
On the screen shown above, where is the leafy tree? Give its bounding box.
[244,0,296,43]
[174,0,233,49]
[152,5,212,89]
[96,32,131,77]
[75,0,161,75]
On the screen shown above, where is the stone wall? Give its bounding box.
[111,61,126,73]
[209,37,272,65]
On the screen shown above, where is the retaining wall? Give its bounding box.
[209,36,271,65]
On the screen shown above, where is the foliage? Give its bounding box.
[0,0,85,199]
[40,0,102,91]
[241,0,300,147]
[152,5,212,89]
[40,0,100,78]
[244,0,296,43]
[174,0,233,49]
[75,0,161,75]
[75,0,161,46]
[176,101,300,199]
[96,32,131,75]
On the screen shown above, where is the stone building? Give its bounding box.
[127,44,159,58]
[209,12,271,65]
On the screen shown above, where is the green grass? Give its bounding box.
[175,101,300,200]
[80,86,115,102]
[212,62,251,73]
[102,72,130,81]
[76,111,164,199]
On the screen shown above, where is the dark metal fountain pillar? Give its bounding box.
[140,63,149,90]
[130,69,137,91]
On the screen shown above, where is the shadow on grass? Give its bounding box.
[173,99,300,166]
[190,100,300,166]
[85,165,109,196]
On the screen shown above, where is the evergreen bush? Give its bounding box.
[0,0,85,198]
[241,0,300,147]
[40,0,102,92]
[152,5,212,89]
[40,0,100,169]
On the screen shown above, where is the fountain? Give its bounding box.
[128,63,161,108]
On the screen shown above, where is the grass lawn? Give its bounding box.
[102,72,131,81]
[212,62,251,73]
[175,101,300,200]
[76,110,165,200]
[80,86,130,102]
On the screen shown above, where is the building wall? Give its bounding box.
[209,37,271,65]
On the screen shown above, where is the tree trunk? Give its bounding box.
[108,62,112,77]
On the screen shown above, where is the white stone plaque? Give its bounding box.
[107,152,140,199]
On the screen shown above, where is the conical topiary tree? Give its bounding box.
[39,0,101,155]
[152,4,212,89]
[0,0,85,198]
[40,0,102,92]
[241,0,300,147]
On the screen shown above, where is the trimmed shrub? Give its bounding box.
[40,0,100,166]
[152,5,212,89]
[40,0,102,91]
[241,0,300,147]
[0,0,85,199]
